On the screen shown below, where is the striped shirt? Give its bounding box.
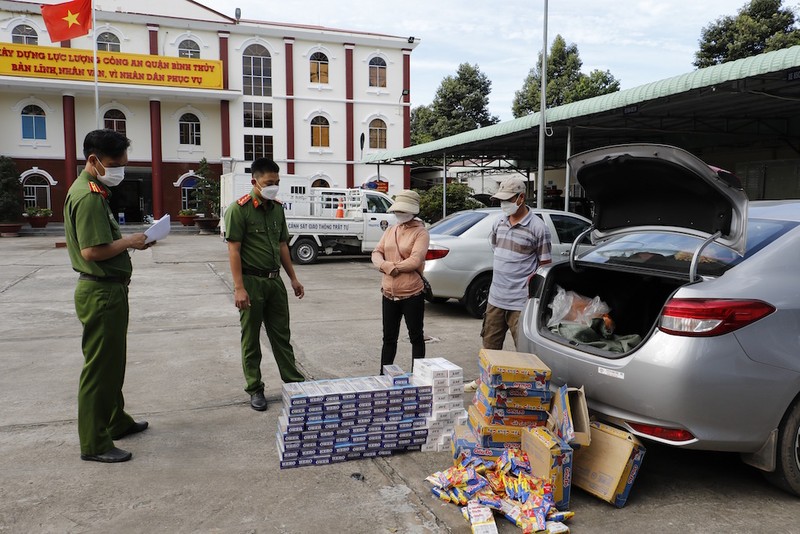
[487,209,552,311]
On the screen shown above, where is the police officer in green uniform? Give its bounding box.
[224,158,305,411]
[64,129,152,463]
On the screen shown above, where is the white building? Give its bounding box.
[0,0,417,221]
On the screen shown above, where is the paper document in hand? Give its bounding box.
[145,214,171,244]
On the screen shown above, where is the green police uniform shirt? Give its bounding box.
[224,192,288,271]
[64,170,132,278]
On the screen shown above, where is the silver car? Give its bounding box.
[424,208,592,317]
[518,144,800,495]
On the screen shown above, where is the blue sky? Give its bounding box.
[202,0,748,122]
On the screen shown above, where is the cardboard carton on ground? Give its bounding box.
[478,349,551,389]
[466,405,523,447]
[572,421,646,508]
[521,426,573,510]
[478,381,553,410]
[549,384,591,447]
[451,424,518,462]
[472,388,549,428]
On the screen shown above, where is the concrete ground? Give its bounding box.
[1,232,799,533]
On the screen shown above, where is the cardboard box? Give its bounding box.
[478,380,552,410]
[466,405,523,447]
[572,421,646,507]
[478,349,551,389]
[550,385,591,447]
[521,426,573,510]
[450,424,518,462]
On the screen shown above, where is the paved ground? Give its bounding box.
[1,232,799,533]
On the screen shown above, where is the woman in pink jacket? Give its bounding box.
[371,190,430,374]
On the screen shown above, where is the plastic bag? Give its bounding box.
[547,285,611,329]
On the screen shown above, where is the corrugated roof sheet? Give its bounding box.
[365,45,800,163]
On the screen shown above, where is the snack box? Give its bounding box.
[466,501,498,534]
[549,384,591,447]
[475,382,552,412]
[478,349,551,389]
[466,405,524,448]
[450,424,518,462]
[473,386,551,421]
[477,372,554,405]
[521,426,573,510]
[572,421,646,508]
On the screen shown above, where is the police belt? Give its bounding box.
[242,267,281,279]
[79,273,131,286]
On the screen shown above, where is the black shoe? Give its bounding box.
[250,391,267,411]
[111,421,149,440]
[80,447,132,463]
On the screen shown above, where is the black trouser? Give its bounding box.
[381,293,425,373]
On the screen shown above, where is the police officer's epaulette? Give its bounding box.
[237,194,252,206]
[88,181,108,198]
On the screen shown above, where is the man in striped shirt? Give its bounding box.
[465,177,552,392]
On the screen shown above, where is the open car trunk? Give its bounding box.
[536,262,686,355]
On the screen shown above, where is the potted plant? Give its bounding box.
[25,206,53,228]
[177,208,197,226]
[0,156,24,237]
[193,158,221,234]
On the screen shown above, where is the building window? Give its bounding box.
[369,57,387,87]
[310,52,329,83]
[21,105,46,140]
[369,119,387,149]
[181,177,199,211]
[311,116,330,147]
[23,175,50,209]
[103,109,126,135]
[243,102,273,128]
[243,44,271,97]
[178,39,200,59]
[179,113,201,145]
[244,134,273,161]
[12,24,37,45]
[97,32,120,52]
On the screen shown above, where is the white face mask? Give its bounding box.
[500,199,520,216]
[95,161,125,187]
[394,213,414,224]
[260,185,279,200]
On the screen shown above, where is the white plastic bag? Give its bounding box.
[547,285,611,328]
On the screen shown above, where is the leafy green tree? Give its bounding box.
[0,156,23,223]
[194,157,220,217]
[512,35,620,118]
[416,183,484,224]
[694,0,800,67]
[411,63,499,144]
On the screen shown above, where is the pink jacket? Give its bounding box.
[371,219,430,298]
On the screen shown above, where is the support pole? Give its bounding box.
[536,0,548,208]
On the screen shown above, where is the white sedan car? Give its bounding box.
[423,208,592,317]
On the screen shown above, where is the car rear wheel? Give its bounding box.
[290,237,319,265]
[765,397,800,496]
[464,273,491,319]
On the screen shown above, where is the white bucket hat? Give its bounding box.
[387,190,420,214]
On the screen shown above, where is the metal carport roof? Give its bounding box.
[365,44,800,168]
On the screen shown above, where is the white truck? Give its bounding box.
[220,171,395,264]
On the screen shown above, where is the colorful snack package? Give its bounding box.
[547,510,575,522]
[431,486,451,503]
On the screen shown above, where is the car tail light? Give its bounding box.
[628,422,695,442]
[426,245,449,261]
[658,298,775,337]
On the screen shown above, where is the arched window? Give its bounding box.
[311,178,330,188]
[369,118,387,149]
[309,52,328,84]
[243,44,271,96]
[22,174,50,209]
[103,109,126,135]
[21,105,46,140]
[178,39,200,59]
[179,113,201,145]
[181,176,199,211]
[310,116,329,147]
[369,57,387,88]
[12,24,37,45]
[97,32,120,52]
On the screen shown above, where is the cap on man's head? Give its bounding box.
[491,177,526,201]
[387,190,420,214]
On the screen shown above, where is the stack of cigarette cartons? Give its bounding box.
[453,349,553,463]
[277,366,432,468]
[411,358,467,452]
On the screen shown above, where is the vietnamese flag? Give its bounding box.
[41,0,93,43]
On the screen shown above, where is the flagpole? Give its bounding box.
[92,1,99,129]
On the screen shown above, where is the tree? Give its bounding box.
[694,0,800,68]
[410,63,499,144]
[194,157,220,218]
[512,35,620,118]
[417,183,484,224]
[0,156,23,223]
